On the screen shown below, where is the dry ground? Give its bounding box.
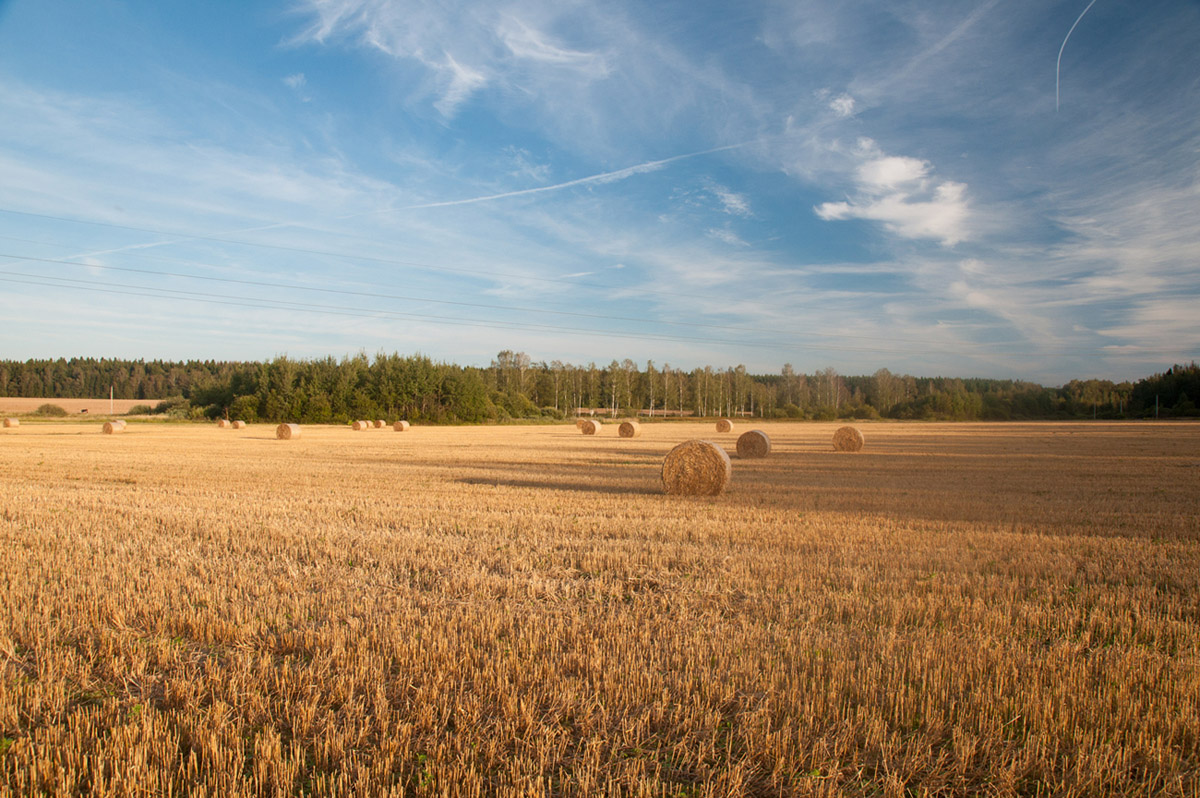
[0,420,1198,796]
[0,397,149,415]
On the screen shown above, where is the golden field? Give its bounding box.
[0,397,149,416]
[0,420,1198,796]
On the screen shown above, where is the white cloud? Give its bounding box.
[284,73,307,89]
[707,227,749,247]
[434,54,489,116]
[709,184,751,217]
[498,17,608,74]
[828,93,855,117]
[856,156,928,191]
[814,145,970,246]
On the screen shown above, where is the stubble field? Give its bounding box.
[1,420,1198,796]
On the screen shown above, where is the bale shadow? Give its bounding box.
[457,476,660,495]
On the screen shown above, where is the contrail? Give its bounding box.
[36,141,751,264]
[355,141,752,216]
[1057,0,1100,111]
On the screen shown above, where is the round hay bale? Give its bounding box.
[716,418,734,433]
[276,423,301,440]
[102,421,124,434]
[2,418,18,428]
[580,419,601,435]
[217,419,230,428]
[352,420,369,431]
[393,420,411,432]
[373,419,386,428]
[662,440,732,496]
[736,429,771,458]
[618,420,641,438]
[833,425,865,452]
[575,418,587,429]
[231,420,246,429]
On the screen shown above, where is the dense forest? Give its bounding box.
[1,354,1197,424]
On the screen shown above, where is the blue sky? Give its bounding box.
[1,0,1197,383]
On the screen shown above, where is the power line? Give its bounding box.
[0,206,754,304]
[0,271,891,353]
[1,268,1169,359]
[0,248,1030,351]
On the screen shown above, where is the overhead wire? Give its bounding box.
[0,266,1167,358]
[0,247,1024,350]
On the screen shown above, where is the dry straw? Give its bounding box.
[716,418,734,433]
[580,419,601,435]
[618,421,641,438]
[394,420,411,432]
[231,420,246,429]
[2,418,18,428]
[833,425,865,452]
[102,421,125,435]
[217,419,230,429]
[736,429,771,458]
[276,423,301,440]
[662,440,732,496]
[352,420,369,431]
[374,420,386,428]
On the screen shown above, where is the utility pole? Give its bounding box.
[110,385,114,414]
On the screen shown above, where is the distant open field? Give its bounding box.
[1,421,1198,796]
[0,396,151,415]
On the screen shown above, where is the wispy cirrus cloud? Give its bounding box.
[292,0,610,118]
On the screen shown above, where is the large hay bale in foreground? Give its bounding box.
[217,419,230,428]
[373,419,386,428]
[102,421,125,434]
[716,418,734,433]
[231,420,246,429]
[580,419,601,435]
[618,421,641,438]
[2,418,18,428]
[352,420,369,431]
[662,440,732,496]
[276,423,301,440]
[833,425,865,452]
[736,429,771,458]
[393,420,411,432]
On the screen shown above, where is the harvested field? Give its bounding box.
[0,396,149,415]
[1,421,1198,796]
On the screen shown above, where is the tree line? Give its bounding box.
[1,354,1197,423]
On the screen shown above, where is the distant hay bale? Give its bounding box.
[276,423,301,440]
[217,419,230,428]
[661,440,732,496]
[2,418,18,428]
[102,421,125,434]
[393,420,411,432]
[618,420,641,438]
[374,419,386,428]
[580,419,601,435]
[352,420,369,431]
[716,418,734,433]
[833,425,865,452]
[575,418,587,429]
[231,420,246,429]
[736,429,771,458]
